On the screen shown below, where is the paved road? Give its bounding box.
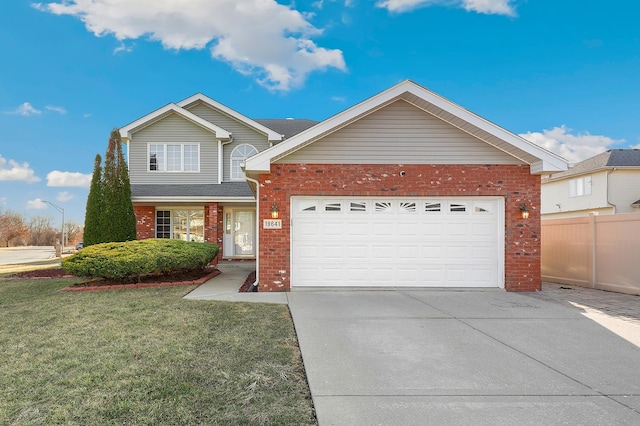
[0,246,56,265]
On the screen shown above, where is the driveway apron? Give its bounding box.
[287,289,640,426]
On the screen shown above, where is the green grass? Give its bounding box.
[0,277,316,425]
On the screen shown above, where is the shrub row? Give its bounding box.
[62,239,219,279]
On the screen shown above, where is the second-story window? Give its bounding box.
[230,144,258,180]
[149,143,199,172]
[569,175,592,197]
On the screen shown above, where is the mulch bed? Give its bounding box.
[239,270,258,293]
[8,267,221,292]
[8,267,259,293]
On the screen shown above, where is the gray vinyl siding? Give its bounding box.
[128,113,219,185]
[278,100,524,165]
[186,103,272,181]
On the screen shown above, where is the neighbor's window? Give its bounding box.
[149,143,199,172]
[155,209,204,242]
[230,144,258,180]
[569,175,592,197]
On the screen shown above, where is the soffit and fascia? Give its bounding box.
[245,80,568,176]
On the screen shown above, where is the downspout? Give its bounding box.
[244,174,260,291]
[218,134,234,183]
[606,168,617,213]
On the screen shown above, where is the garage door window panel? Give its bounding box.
[324,202,342,212]
[449,202,468,213]
[350,201,368,212]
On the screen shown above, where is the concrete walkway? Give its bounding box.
[183,261,288,304]
[186,269,640,425]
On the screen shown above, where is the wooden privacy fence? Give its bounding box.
[541,213,640,296]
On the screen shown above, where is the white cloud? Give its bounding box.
[376,0,515,15]
[114,41,134,54]
[519,125,624,164]
[35,0,346,91]
[46,105,67,114]
[462,0,514,15]
[46,171,92,188]
[0,155,41,182]
[5,102,42,116]
[26,198,48,210]
[56,191,74,202]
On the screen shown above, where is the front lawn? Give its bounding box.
[0,277,316,425]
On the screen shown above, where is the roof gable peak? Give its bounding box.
[178,93,283,142]
[119,103,231,141]
[245,80,568,175]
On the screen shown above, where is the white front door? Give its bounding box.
[223,208,256,257]
[290,196,504,288]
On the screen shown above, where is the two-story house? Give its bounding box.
[541,149,640,219]
[119,94,316,259]
[121,80,567,292]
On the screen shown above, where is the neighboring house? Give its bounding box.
[541,149,640,219]
[121,80,567,292]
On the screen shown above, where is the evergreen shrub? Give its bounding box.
[62,239,219,279]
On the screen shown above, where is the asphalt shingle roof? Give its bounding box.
[254,119,318,139]
[544,149,640,181]
[606,149,640,167]
[131,183,254,198]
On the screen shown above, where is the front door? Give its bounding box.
[223,209,256,257]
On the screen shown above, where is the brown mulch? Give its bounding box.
[239,270,258,293]
[9,268,72,279]
[8,267,221,292]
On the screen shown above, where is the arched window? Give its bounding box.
[230,144,258,180]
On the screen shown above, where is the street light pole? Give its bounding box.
[43,200,65,255]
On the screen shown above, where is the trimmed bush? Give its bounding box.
[62,239,219,280]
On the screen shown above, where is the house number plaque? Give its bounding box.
[263,219,282,229]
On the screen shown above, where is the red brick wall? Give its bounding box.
[204,202,223,263]
[257,163,541,292]
[134,206,155,240]
[135,203,223,263]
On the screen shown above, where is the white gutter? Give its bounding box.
[243,174,260,290]
[218,134,234,183]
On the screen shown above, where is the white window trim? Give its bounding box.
[230,144,258,181]
[148,143,200,173]
[155,208,205,241]
[569,175,592,197]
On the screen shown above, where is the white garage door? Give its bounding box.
[291,196,504,288]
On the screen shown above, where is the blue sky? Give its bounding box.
[1,0,639,225]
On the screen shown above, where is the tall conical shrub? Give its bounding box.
[83,154,104,246]
[83,128,137,246]
[102,128,137,242]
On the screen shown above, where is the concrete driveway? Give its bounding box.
[288,288,640,425]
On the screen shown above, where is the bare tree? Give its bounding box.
[0,210,28,247]
[64,221,83,245]
[27,216,57,246]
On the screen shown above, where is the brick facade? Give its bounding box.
[134,206,155,240]
[257,163,541,292]
[134,203,224,263]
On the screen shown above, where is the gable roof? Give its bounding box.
[543,149,640,181]
[177,93,284,143]
[244,80,568,176]
[119,103,232,141]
